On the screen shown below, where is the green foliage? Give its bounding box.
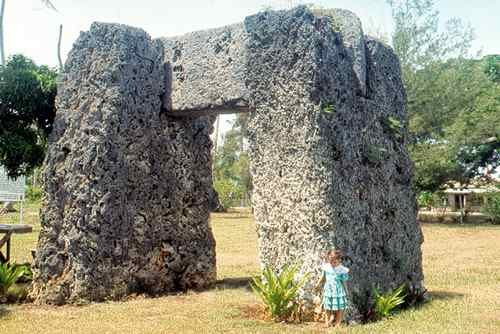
[321,103,335,114]
[417,191,433,208]
[213,114,252,209]
[251,265,308,321]
[384,116,404,140]
[0,263,25,296]
[26,185,43,202]
[387,1,500,190]
[373,284,407,319]
[483,55,500,83]
[411,143,460,193]
[482,192,500,224]
[10,263,33,283]
[213,178,243,210]
[0,54,57,178]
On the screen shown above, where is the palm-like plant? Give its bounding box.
[0,262,25,296]
[373,284,407,319]
[251,264,308,321]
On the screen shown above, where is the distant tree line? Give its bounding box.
[0,0,498,211]
[0,55,57,178]
[388,0,499,193]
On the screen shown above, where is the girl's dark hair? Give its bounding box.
[325,249,343,260]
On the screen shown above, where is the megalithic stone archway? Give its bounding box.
[31,7,424,316]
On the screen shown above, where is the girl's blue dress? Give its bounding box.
[321,263,349,311]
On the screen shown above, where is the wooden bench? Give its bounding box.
[0,224,33,263]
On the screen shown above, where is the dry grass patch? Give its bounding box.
[0,205,499,333]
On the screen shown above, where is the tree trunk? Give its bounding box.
[57,24,63,70]
[0,0,6,66]
[214,115,220,155]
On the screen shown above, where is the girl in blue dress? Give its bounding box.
[315,249,350,327]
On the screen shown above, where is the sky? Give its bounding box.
[4,0,500,134]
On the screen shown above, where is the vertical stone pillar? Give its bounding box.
[245,7,424,315]
[31,23,216,304]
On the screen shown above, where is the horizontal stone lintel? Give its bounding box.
[164,106,251,118]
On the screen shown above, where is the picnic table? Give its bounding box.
[0,224,32,263]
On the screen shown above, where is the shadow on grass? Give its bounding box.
[420,221,499,229]
[0,305,10,318]
[216,277,253,290]
[429,290,465,301]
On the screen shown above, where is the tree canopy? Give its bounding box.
[0,54,57,178]
[213,114,252,209]
[387,0,499,192]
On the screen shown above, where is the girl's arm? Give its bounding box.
[337,272,349,282]
[314,272,325,292]
[336,265,349,282]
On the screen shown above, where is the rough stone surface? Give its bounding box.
[34,7,424,315]
[245,7,423,316]
[31,23,216,304]
[160,24,249,112]
[314,8,367,96]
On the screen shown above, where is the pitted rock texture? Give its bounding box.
[31,22,216,304]
[160,24,248,112]
[245,7,423,316]
[313,8,367,96]
[34,6,424,314]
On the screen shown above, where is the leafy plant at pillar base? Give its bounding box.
[251,265,308,322]
[371,284,407,320]
[10,263,33,283]
[0,263,25,298]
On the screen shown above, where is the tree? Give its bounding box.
[387,0,499,192]
[0,55,57,178]
[213,114,252,209]
[387,0,475,142]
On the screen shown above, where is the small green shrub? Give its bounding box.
[482,192,500,224]
[213,178,243,210]
[0,263,25,296]
[26,185,43,202]
[372,284,406,319]
[418,191,433,209]
[384,116,404,140]
[321,103,336,114]
[251,265,308,321]
[11,263,33,283]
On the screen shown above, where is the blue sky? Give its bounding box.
[4,0,499,134]
[5,0,499,68]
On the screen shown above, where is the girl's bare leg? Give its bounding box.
[334,310,343,326]
[329,312,335,325]
[324,311,333,327]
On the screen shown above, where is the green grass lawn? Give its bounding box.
[1,204,499,333]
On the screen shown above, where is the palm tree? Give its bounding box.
[0,0,58,65]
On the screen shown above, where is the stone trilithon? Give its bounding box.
[31,7,424,317]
